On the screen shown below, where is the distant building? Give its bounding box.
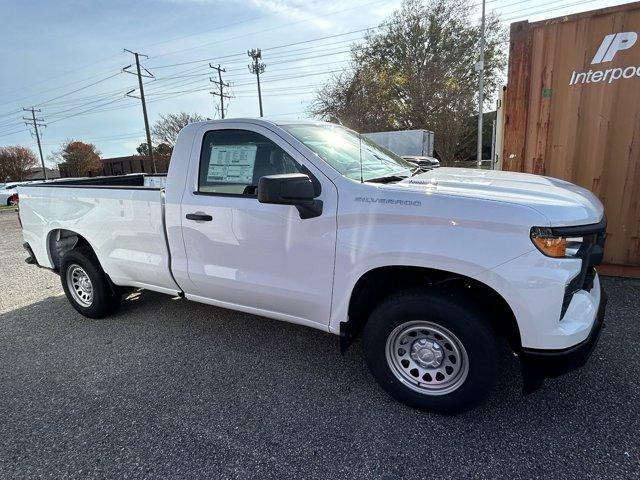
[58,155,157,178]
[26,166,61,181]
[100,155,155,176]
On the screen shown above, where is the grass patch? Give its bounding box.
[0,204,18,212]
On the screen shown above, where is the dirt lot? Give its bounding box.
[0,211,638,479]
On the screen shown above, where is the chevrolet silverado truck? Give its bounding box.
[18,119,607,413]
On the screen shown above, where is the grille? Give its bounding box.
[558,218,606,319]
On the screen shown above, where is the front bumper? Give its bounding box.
[520,289,607,393]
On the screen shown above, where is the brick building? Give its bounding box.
[58,155,159,178]
[100,155,156,176]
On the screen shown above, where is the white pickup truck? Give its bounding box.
[18,119,607,413]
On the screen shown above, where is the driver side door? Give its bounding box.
[178,124,338,329]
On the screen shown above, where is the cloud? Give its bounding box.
[248,0,332,28]
[161,0,335,28]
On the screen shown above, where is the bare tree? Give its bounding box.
[52,140,103,177]
[311,0,506,164]
[151,112,205,147]
[0,146,38,181]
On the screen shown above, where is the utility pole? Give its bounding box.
[23,107,47,180]
[247,49,266,117]
[476,0,486,167]
[123,49,156,173]
[209,64,231,119]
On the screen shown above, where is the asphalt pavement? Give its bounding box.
[0,211,638,479]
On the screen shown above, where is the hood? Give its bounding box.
[392,168,604,226]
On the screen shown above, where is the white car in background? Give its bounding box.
[0,182,24,205]
[402,155,440,170]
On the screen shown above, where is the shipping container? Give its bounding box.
[502,2,640,276]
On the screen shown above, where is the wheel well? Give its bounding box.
[342,266,521,353]
[47,229,94,271]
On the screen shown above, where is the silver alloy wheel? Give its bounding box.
[66,264,94,307]
[385,321,469,396]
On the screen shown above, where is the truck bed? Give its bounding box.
[18,174,180,295]
[25,173,167,189]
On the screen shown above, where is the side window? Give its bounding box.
[198,129,302,195]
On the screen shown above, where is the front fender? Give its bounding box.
[328,192,548,333]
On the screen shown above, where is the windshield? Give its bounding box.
[282,124,414,182]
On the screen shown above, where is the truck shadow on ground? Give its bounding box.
[1,277,638,478]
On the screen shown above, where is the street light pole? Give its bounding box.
[476,0,486,167]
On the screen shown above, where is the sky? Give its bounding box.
[0,0,632,165]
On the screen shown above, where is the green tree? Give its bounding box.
[0,146,38,181]
[311,0,506,164]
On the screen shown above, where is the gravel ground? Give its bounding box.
[0,211,638,479]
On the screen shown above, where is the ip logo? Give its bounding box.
[591,32,638,64]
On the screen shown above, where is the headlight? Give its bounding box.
[530,227,584,258]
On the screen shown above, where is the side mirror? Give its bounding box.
[258,173,323,219]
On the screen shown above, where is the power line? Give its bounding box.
[0,66,123,109]
[45,91,128,118]
[47,96,129,125]
[40,130,146,146]
[149,27,375,70]
[0,0,607,140]
[0,27,368,118]
[0,128,29,139]
[143,13,270,53]
[0,0,602,125]
[500,0,601,22]
[129,68,344,99]
[152,51,353,83]
[146,0,387,64]
[0,45,349,128]
[0,114,26,131]
[0,0,381,112]
[30,45,348,117]
[0,108,25,120]
[33,72,122,108]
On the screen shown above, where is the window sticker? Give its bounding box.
[207,144,257,184]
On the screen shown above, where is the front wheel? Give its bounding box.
[363,289,498,414]
[60,247,121,319]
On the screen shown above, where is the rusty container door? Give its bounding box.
[503,3,640,273]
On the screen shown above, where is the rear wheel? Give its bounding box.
[363,289,498,414]
[60,247,121,318]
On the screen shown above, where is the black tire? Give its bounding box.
[363,288,498,414]
[60,246,121,319]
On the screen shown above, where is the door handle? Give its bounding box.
[186,213,213,222]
